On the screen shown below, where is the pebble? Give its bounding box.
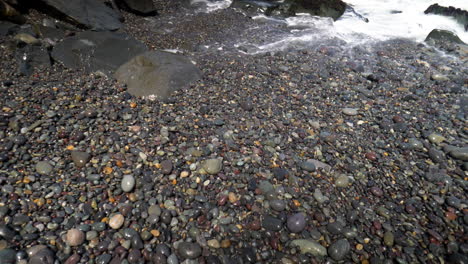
[14,33,40,44]
[177,242,202,259]
[207,239,220,248]
[287,213,306,233]
[66,229,85,246]
[328,239,350,261]
[300,160,316,172]
[262,215,283,231]
[370,186,384,197]
[161,160,173,174]
[121,175,136,192]
[335,175,350,187]
[109,214,125,229]
[71,151,90,168]
[383,231,394,246]
[313,189,328,203]
[36,161,53,175]
[449,147,468,161]
[428,133,446,144]
[290,239,327,257]
[28,248,55,264]
[408,138,424,150]
[202,158,222,175]
[270,199,286,211]
[0,249,16,264]
[342,108,358,116]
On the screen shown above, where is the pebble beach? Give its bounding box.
[0,1,467,264]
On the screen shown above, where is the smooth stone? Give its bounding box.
[287,213,306,233]
[429,148,445,164]
[109,214,125,229]
[335,175,350,187]
[450,147,468,161]
[262,215,283,231]
[428,133,446,144]
[0,249,16,264]
[313,189,329,203]
[0,225,16,240]
[327,221,345,235]
[177,242,202,259]
[207,239,220,248]
[161,160,173,175]
[14,33,39,44]
[258,181,274,194]
[66,229,85,246]
[71,151,90,168]
[121,175,135,192]
[270,199,286,212]
[328,239,350,261]
[300,160,316,172]
[384,231,394,246]
[290,239,327,257]
[95,254,111,264]
[342,108,358,116]
[167,254,179,264]
[408,138,424,150]
[28,248,54,264]
[202,159,222,175]
[36,161,53,175]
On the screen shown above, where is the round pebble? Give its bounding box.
[36,161,53,175]
[66,229,85,246]
[109,214,125,229]
[121,175,135,192]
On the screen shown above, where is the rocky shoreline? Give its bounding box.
[1,1,468,264]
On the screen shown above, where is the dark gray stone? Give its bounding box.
[328,239,350,261]
[116,0,156,15]
[35,0,122,31]
[287,212,306,233]
[115,51,202,99]
[177,242,202,259]
[0,248,16,264]
[424,4,467,31]
[262,215,283,231]
[425,29,465,45]
[52,31,147,75]
[28,248,55,264]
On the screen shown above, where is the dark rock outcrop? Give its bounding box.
[424,4,467,31]
[116,0,157,15]
[31,0,122,31]
[0,20,18,36]
[51,31,147,74]
[114,51,202,99]
[0,0,25,24]
[231,0,346,20]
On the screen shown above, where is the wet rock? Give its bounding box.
[66,229,85,246]
[262,215,283,231]
[424,4,468,32]
[109,214,125,229]
[117,0,156,15]
[36,161,53,175]
[177,242,201,259]
[300,160,316,172]
[161,160,173,175]
[342,107,358,116]
[28,248,55,264]
[71,151,90,168]
[52,31,147,75]
[0,248,16,264]
[287,213,306,233]
[202,158,223,175]
[290,239,327,257]
[425,29,465,45]
[335,175,350,187]
[270,199,286,211]
[449,147,468,161]
[328,239,350,261]
[35,0,122,30]
[115,51,201,99]
[121,175,135,192]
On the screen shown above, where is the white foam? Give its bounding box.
[191,0,232,12]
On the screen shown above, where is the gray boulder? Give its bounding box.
[51,31,147,74]
[116,0,157,15]
[35,0,122,31]
[424,4,467,31]
[115,51,202,99]
[425,29,465,45]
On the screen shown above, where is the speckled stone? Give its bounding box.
[66,229,85,246]
[109,214,125,229]
[36,161,53,175]
[177,242,202,259]
[202,159,223,175]
[121,175,136,192]
[290,239,327,256]
[71,151,90,168]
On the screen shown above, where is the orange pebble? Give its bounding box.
[103,167,113,174]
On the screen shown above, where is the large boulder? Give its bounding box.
[114,51,202,99]
[425,29,465,45]
[51,31,147,74]
[290,0,346,20]
[116,0,156,15]
[32,0,122,31]
[424,4,467,31]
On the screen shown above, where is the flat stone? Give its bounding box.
[290,239,327,257]
[270,199,286,211]
[202,158,223,175]
[328,239,350,261]
[262,215,283,231]
[335,175,350,187]
[28,248,55,264]
[384,231,394,246]
[342,108,358,116]
[14,33,39,45]
[450,147,468,161]
[121,175,135,192]
[300,160,316,172]
[177,242,202,259]
[161,160,173,175]
[71,151,90,168]
[428,133,446,144]
[0,248,16,264]
[36,161,53,175]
